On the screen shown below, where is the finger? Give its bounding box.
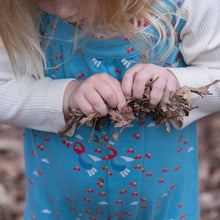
[132,69,153,99]
[166,75,179,94]
[122,64,143,97]
[95,82,118,109]
[76,95,95,116]
[85,90,108,115]
[150,78,167,107]
[106,79,127,112]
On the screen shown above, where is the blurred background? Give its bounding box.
[0,113,220,220]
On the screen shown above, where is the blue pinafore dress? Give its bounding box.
[23,0,201,219]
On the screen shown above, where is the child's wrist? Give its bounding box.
[63,80,77,122]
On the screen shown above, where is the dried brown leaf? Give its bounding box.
[58,80,220,141]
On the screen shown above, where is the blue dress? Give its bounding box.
[23,0,200,219]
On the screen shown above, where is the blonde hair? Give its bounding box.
[0,0,178,78]
[0,0,44,78]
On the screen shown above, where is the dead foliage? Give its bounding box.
[58,79,220,142]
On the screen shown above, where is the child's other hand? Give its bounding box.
[121,63,180,107]
[63,73,127,120]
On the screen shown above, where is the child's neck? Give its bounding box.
[70,17,148,40]
[90,24,123,40]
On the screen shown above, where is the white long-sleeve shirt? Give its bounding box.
[0,0,220,134]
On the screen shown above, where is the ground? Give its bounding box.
[0,113,220,220]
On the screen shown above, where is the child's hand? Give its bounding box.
[121,63,180,107]
[63,73,127,120]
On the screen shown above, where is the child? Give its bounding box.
[0,0,220,219]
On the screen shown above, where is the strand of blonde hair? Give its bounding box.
[0,0,179,78]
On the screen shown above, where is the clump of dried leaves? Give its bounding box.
[58,80,220,142]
